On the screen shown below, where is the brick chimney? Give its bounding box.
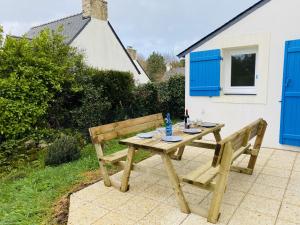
[82,0,108,20]
[127,46,137,60]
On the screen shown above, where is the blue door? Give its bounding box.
[280,40,300,146]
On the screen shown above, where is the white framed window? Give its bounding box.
[223,47,258,95]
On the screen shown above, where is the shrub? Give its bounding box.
[71,68,135,133]
[45,136,81,166]
[0,28,84,140]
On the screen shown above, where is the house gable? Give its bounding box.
[177,0,271,58]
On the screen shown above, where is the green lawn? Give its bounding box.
[0,138,151,225]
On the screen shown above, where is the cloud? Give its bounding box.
[0,0,259,56]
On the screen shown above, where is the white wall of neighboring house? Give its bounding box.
[71,18,149,84]
[185,0,300,150]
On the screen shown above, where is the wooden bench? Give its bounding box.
[89,113,164,189]
[181,118,267,223]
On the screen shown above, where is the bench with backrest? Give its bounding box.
[181,118,267,223]
[89,113,164,189]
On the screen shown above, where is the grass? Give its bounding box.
[0,137,151,225]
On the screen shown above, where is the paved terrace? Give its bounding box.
[68,147,300,225]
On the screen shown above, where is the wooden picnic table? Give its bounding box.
[119,123,225,214]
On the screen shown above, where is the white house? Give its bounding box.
[178,0,300,151]
[24,0,150,85]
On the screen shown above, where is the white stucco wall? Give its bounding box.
[71,18,149,84]
[185,0,300,151]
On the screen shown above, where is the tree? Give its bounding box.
[0,26,84,140]
[146,52,166,82]
[0,26,3,46]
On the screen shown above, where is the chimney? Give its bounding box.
[82,0,108,21]
[127,46,137,60]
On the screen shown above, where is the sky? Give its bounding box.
[0,0,259,57]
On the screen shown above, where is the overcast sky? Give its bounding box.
[0,0,259,57]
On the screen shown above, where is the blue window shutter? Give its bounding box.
[190,49,221,96]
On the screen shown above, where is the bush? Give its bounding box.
[0,28,84,140]
[71,68,135,133]
[45,135,81,166]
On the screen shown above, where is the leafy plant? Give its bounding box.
[146,52,166,82]
[0,27,84,140]
[45,135,81,166]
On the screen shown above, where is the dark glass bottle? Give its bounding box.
[184,109,190,129]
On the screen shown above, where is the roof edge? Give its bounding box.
[68,16,91,44]
[177,0,271,58]
[29,13,84,30]
[107,21,141,75]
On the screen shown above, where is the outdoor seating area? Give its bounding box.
[65,114,300,225]
[67,146,300,225]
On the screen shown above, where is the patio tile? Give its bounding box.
[166,191,208,207]
[183,160,206,171]
[227,179,253,192]
[67,202,109,225]
[291,171,300,179]
[72,181,111,202]
[138,155,162,167]
[90,189,133,210]
[229,171,259,183]
[283,189,300,206]
[115,195,159,221]
[92,211,136,225]
[266,159,294,170]
[261,166,291,178]
[287,180,300,192]
[182,184,209,195]
[138,204,187,225]
[181,214,226,225]
[193,154,213,163]
[198,197,236,224]
[275,219,299,225]
[278,203,300,224]
[255,174,289,189]
[69,194,88,212]
[249,183,285,200]
[140,184,173,201]
[222,189,245,206]
[228,208,275,225]
[240,194,281,217]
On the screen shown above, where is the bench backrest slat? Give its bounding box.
[212,118,267,167]
[89,113,164,144]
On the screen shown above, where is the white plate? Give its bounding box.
[162,136,183,142]
[137,132,153,139]
[183,129,202,134]
[200,122,217,128]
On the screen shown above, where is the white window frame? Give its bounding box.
[223,47,258,95]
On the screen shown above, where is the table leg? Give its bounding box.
[120,146,136,192]
[213,130,222,142]
[172,146,185,160]
[161,153,190,214]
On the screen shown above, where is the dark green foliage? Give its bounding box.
[0,28,84,140]
[45,135,81,166]
[146,52,166,82]
[132,74,185,119]
[71,68,135,133]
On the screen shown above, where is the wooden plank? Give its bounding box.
[230,166,253,175]
[207,142,234,223]
[100,148,129,163]
[161,154,190,214]
[89,123,117,137]
[182,161,212,182]
[116,113,163,129]
[94,144,111,187]
[188,140,217,149]
[248,120,267,170]
[117,120,161,136]
[120,146,136,192]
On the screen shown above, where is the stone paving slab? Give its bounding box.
[68,147,300,225]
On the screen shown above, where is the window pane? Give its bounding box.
[231,53,256,86]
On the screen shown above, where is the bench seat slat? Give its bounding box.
[100,148,129,163]
[182,144,251,186]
